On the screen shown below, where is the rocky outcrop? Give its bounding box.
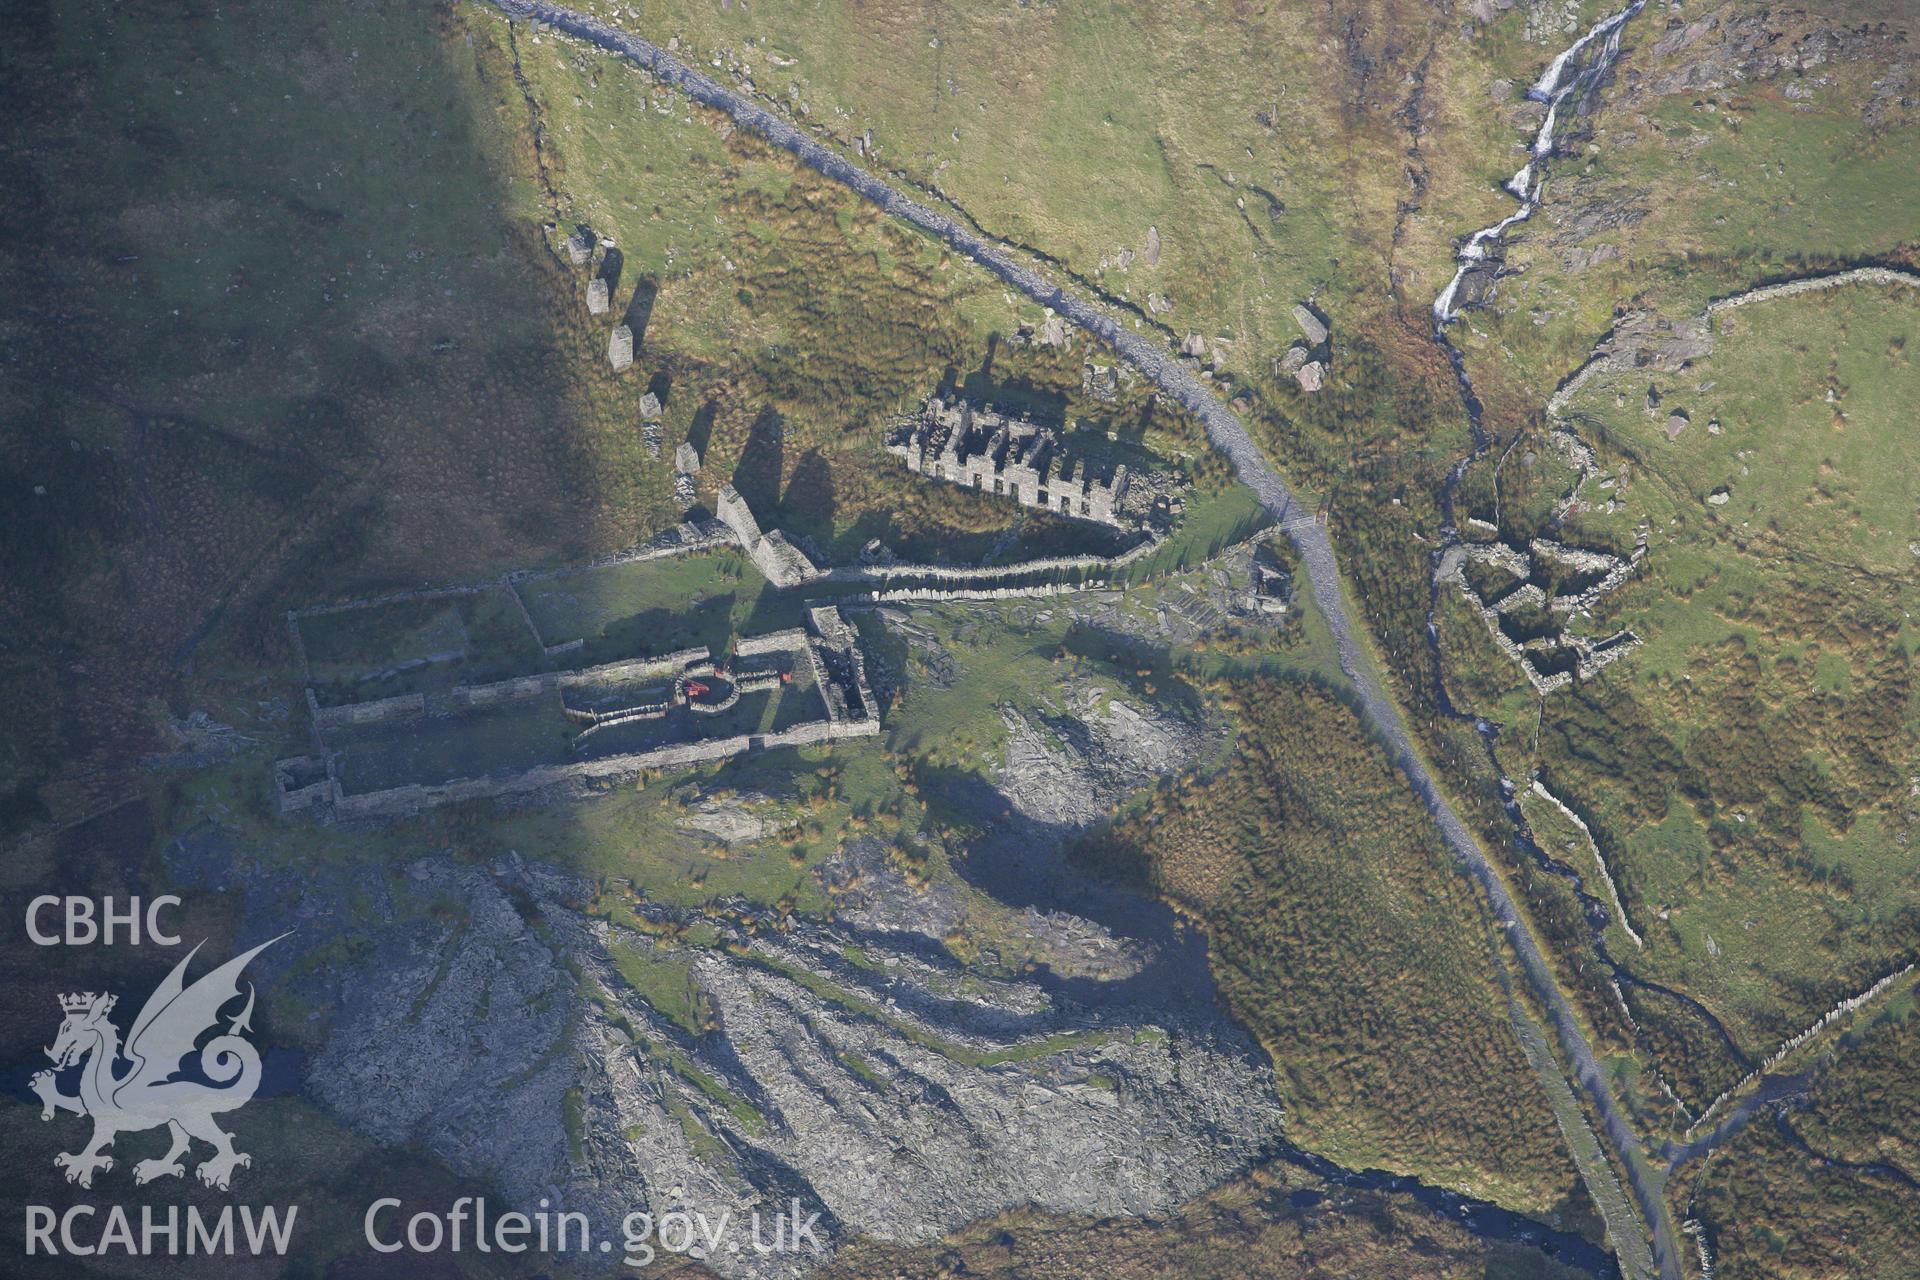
[995,689,1210,831]
[170,816,1284,1278]
[1643,7,1913,100]
[1596,309,1712,374]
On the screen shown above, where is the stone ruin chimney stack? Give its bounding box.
[565,225,595,267]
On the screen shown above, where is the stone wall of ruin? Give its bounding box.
[557,646,711,688]
[324,647,716,719]
[849,580,1112,606]
[273,762,333,814]
[823,533,1159,587]
[291,583,483,622]
[714,484,764,547]
[450,673,558,709]
[329,710,872,822]
[889,397,1131,528]
[313,691,428,729]
[715,485,823,587]
[734,628,808,657]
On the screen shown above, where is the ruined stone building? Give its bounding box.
[565,225,595,267]
[886,397,1131,528]
[1437,530,1647,694]
[275,602,877,821]
[715,484,823,587]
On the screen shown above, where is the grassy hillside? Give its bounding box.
[562,0,1621,373]
[1075,677,1587,1220]
[1450,2,1920,428]
[1438,278,1920,1113]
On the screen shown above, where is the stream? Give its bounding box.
[1421,0,1766,1122]
[1420,4,1704,1278]
[1659,1072,1811,1172]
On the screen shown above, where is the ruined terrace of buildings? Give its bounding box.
[886,396,1134,529]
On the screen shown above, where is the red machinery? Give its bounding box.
[684,679,711,698]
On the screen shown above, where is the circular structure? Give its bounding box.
[681,675,739,714]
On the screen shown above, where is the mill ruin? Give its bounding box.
[1438,528,1646,694]
[275,596,878,822]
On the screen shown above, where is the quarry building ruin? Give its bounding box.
[887,397,1132,528]
[275,598,878,822]
[1438,530,1646,694]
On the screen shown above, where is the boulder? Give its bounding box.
[1295,360,1325,393]
[585,277,609,315]
[639,391,663,420]
[608,325,634,371]
[1291,303,1329,346]
[1602,310,1713,373]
